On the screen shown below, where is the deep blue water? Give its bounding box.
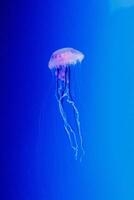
[1,0,134,200]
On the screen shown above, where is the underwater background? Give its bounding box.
[1,0,134,199]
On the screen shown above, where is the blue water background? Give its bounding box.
[1,0,134,200]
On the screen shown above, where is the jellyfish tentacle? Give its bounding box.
[55,66,67,100]
[66,66,85,160]
[66,97,85,159]
[56,65,84,161]
[55,67,78,159]
[58,99,78,159]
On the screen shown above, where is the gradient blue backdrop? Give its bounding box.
[1,0,134,200]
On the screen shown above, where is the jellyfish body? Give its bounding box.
[48,47,85,160]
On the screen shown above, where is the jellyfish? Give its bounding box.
[48,47,85,160]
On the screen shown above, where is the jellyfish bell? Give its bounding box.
[48,47,85,70]
[48,47,85,82]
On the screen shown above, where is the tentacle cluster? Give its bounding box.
[56,65,84,161]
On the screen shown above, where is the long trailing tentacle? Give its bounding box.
[58,98,78,159]
[56,65,84,161]
[55,66,79,159]
[66,98,85,160]
[67,66,85,160]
